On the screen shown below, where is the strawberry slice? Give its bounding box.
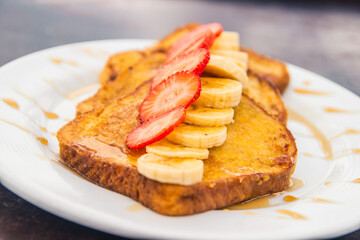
[151,48,210,90]
[198,23,223,37]
[166,23,223,63]
[139,71,201,123]
[126,106,185,149]
[166,28,213,63]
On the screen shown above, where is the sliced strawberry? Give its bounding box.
[198,23,223,37]
[166,28,214,63]
[139,71,201,123]
[126,106,185,149]
[151,48,210,90]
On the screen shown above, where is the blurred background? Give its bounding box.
[0,0,359,239]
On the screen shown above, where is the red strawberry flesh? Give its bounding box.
[139,71,201,123]
[198,23,223,37]
[151,48,210,90]
[126,106,186,149]
[166,28,213,63]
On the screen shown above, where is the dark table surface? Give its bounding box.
[0,0,359,239]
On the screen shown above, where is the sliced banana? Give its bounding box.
[146,139,209,159]
[209,50,248,71]
[193,77,242,109]
[204,55,248,86]
[185,105,234,126]
[211,31,240,51]
[167,123,227,148]
[137,153,203,185]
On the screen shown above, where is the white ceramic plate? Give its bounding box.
[0,40,359,240]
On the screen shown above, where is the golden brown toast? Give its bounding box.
[98,50,145,85]
[57,80,297,215]
[76,52,166,116]
[241,48,290,93]
[244,72,287,124]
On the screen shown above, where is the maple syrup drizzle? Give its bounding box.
[287,177,305,192]
[283,195,299,202]
[303,153,313,157]
[330,129,360,140]
[50,58,78,66]
[345,148,360,154]
[80,47,109,59]
[224,177,305,211]
[2,98,19,109]
[0,118,48,145]
[288,110,333,160]
[126,203,145,212]
[14,88,59,119]
[34,154,59,163]
[43,78,69,99]
[352,178,360,183]
[302,80,311,85]
[324,181,333,185]
[226,196,271,210]
[293,88,331,96]
[312,198,335,203]
[324,107,359,114]
[243,212,256,215]
[65,83,100,100]
[276,209,307,220]
[2,98,48,132]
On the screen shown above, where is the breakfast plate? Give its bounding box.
[0,40,359,240]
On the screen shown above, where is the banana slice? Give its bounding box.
[211,31,240,51]
[185,105,234,126]
[209,50,248,71]
[193,77,242,109]
[167,123,227,148]
[204,55,248,86]
[146,139,209,159]
[137,153,203,185]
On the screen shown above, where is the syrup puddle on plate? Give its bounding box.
[223,177,305,211]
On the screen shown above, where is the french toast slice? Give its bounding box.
[98,50,145,85]
[244,72,287,124]
[57,80,297,215]
[241,48,290,93]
